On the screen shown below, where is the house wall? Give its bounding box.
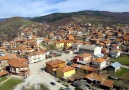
[84,55,91,62]
[56,69,75,78]
[94,47,101,55]
[29,54,46,63]
[46,62,65,74]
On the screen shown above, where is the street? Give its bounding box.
[14,53,75,90]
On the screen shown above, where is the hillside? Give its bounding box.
[0,17,34,42]
[32,10,129,26]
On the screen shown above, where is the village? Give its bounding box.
[0,22,129,90]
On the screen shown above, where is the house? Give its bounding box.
[111,44,120,50]
[77,45,103,57]
[100,80,114,88]
[45,59,65,75]
[72,53,92,63]
[84,73,105,83]
[91,58,106,70]
[8,58,29,77]
[110,50,121,58]
[0,54,18,70]
[28,51,46,63]
[1,40,9,47]
[56,66,75,78]
[9,41,16,48]
[76,65,97,74]
[101,48,109,54]
[107,62,121,72]
[0,46,7,53]
[11,45,27,55]
[0,70,8,77]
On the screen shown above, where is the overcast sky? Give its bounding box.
[0,0,129,18]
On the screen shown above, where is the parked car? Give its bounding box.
[50,82,56,86]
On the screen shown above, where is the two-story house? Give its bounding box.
[91,58,106,70]
[45,59,65,75]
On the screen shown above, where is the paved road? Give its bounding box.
[121,65,129,69]
[14,53,75,90]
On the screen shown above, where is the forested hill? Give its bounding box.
[32,10,129,25]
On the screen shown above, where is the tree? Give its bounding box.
[47,44,56,50]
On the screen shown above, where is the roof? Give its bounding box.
[78,45,98,51]
[92,58,106,63]
[0,46,7,49]
[84,73,105,81]
[101,80,114,87]
[8,58,28,68]
[78,65,97,71]
[11,45,27,50]
[57,66,75,72]
[46,59,65,66]
[78,53,91,58]
[110,62,121,69]
[0,70,8,77]
[0,54,18,61]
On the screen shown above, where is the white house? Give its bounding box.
[28,51,46,63]
[77,45,103,57]
[91,58,106,70]
[110,50,121,58]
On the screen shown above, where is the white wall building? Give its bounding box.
[28,51,46,63]
[77,45,103,57]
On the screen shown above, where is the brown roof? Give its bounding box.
[0,46,7,49]
[0,70,8,77]
[57,66,75,72]
[71,64,78,68]
[8,58,28,68]
[84,73,105,81]
[0,54,18,61]
[11,45,27,50]
[78,53,91,58]
[46,59,65,66]
[92,58,106,63]
[101,80,114,87]
[79,65,97,72]
[28,51,46,56]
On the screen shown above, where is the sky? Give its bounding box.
[0,0,129,18]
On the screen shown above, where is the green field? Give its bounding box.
[0,76,7,82]
[0,78,22,90]
[111,56,129,66]
[110,67,129,78]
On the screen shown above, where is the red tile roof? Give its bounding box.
[0,70,8,77]
[57,66,75,72]
[8,58,28,68]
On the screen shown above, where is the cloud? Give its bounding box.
[0,0,129,18]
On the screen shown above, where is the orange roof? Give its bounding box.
[78,53,91,58]
[92,58,106,63]
[0,46,7,49]
[0,70,8,77]
[84,73,104,81]
[71,64,78,68]
[57,66,75,72]
[8,58,28,68]
[46,59,65,66]
[9,41,16,44]
[0,54,18,61]
[11,45,27,50]
[79,65,97,71]
[101,80,114,87]
[28,51,46,56]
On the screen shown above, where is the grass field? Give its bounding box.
[0,78,22,90]
[110,67,129,78]
[111,56,129,66]
[0,76,7,82]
